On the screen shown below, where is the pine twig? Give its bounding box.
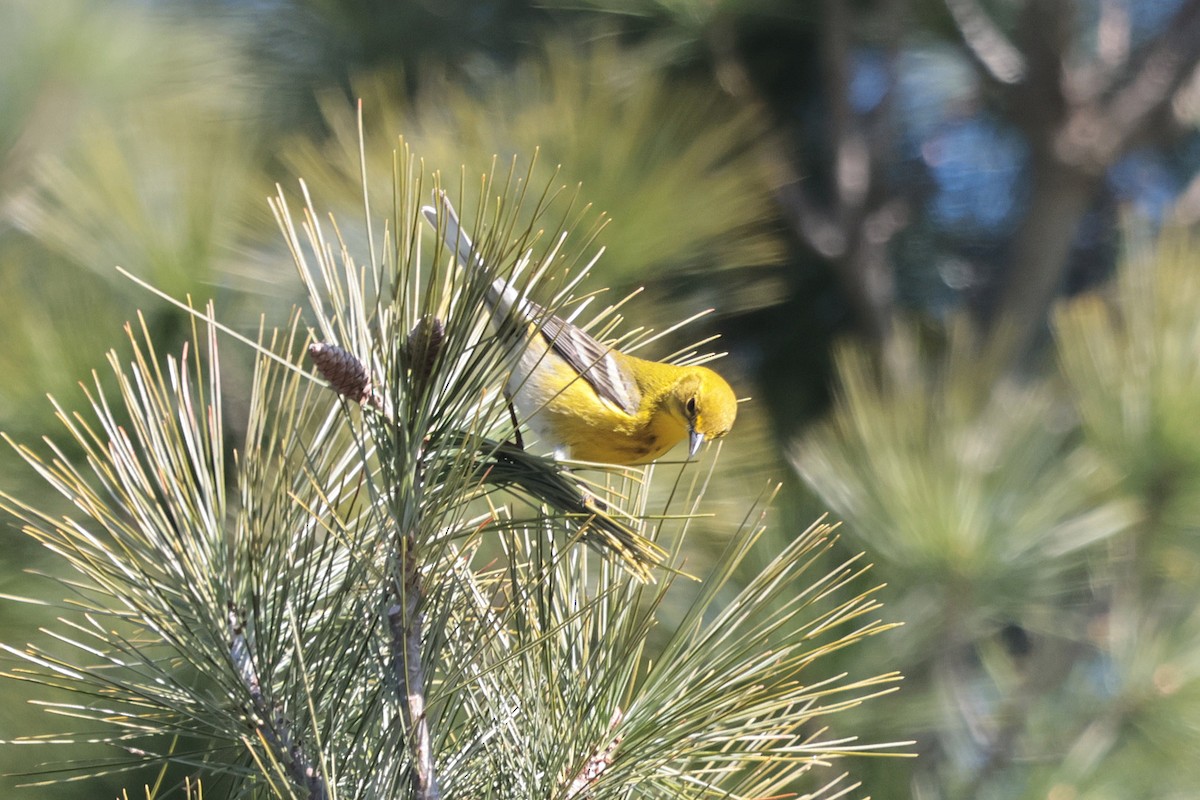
[388,535,440,800]
[312,335,442,796]
[565,708,624,799]
[229,606,330,800]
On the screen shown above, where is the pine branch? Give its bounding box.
[564,708,623,798]
[230,606,329,800]
[388,536,439,800]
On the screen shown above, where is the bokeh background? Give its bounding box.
[5,0,1200,797]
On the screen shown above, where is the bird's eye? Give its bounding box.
[686,397,697,416]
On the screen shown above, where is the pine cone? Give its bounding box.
[404,316,445,391]
[308,342,377,406]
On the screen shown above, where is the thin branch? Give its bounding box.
[944,0,1027,84]
[823,0,869,219]
[389,535,440,800]
[565,708,624,799]
[709,2,906,348]
[982,0,1200,376]
[229,606,330,800]
[1096,0,1131,69]
[707,13,841,258]
[1058,0,1200,172]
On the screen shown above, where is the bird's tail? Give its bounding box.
[479,438,666,582]
[422,190,482,273]
[425,432,664,580]
[423,190,525,319]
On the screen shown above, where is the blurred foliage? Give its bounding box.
[0,3,284,796]
[1056,233,1200,540]
[282,40,787,309]
[797,237,1200,798]
[1,0,262,205]
[0,240,123,438]
[795,322,1133,652]
[14,103,270,298]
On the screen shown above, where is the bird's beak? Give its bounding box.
[688,428,705,459]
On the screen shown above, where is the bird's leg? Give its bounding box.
[506,400,525,450]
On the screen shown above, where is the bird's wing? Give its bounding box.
[530,302,642,417]
[423,191,641,416]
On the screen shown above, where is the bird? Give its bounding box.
[422,191,737,466]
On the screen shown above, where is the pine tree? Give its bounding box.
[1,145,903,798]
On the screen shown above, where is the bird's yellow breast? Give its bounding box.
[508,348,687,465]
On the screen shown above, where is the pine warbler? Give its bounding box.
[422,192,737,465]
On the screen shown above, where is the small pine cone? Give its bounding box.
[405,316,445,389]
[309,342,374,405]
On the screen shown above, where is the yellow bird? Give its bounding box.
[422,192,737,465]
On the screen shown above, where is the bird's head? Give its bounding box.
[671,366,738,458]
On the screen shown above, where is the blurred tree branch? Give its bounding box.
[945,0,1026,84]
[711,0,909,364]
[714,0,1200,384]
[972,0,1200,377]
